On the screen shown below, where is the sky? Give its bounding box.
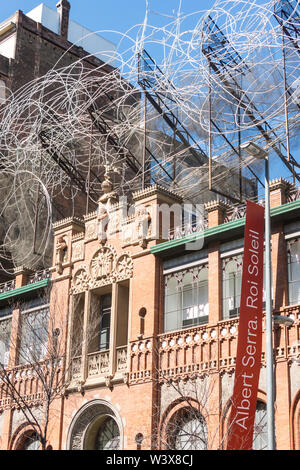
[0,0,298,183]
[0,0,217,37]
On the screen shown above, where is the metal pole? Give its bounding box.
[264,154,276,450]
[208,63,212,191]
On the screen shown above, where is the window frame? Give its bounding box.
[164,263,209,333]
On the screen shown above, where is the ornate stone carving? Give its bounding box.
[105,375,113,389]
[87,351,110,378]
[71,268,91,294]
[121,219,134,245]
[69,402,113,450]
[85,218,98,241]
[72,240,84,262]
[116,254,133,279]
[71,247,133,293]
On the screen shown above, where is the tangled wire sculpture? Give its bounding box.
[0,0,299,274]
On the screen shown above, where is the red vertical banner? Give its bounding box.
[226,200,265,450]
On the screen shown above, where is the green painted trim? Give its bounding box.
[0,278,50,301]
[150,199,300,255]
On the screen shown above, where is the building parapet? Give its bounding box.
[154,182,300,254]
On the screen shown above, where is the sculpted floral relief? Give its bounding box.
[71,246,133,293]
[116,254,133,278]
[91,247,114,280]
[71,268,91,294]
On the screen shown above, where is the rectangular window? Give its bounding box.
[222,255,243,319]
[287,238,300,305]
[18,306,49,365]
[0,314,12,368]
[99,294,112,351]
[164,265,209,332]
[222,253,268,318]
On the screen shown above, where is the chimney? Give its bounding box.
[56,0,71,40]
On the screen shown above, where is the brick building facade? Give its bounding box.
[0,1,115,95]
[0,178,299,450]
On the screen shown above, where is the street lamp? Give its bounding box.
[240,141,275,450]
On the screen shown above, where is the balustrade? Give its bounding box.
[87,350,110,378]
[0,363,46,410]
[116,346,128,372]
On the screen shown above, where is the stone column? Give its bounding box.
[109,282,118,378]
[208,241,222,324]
[269,178,292,209]
[205,200,230,228]
[81,290,91,383]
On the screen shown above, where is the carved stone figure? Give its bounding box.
[55,236,67,274]
[97,176,118,244]
[135,206,151,249]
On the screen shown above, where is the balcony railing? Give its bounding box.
[0,279,15,294]
[168,218,208,241]
[71,356,82,381]
[116,346,127,372]
[167,183,300,241]
[87,350,110,378]
[287,185,300,203]
[28,269,51,284]
[0,360,61,410]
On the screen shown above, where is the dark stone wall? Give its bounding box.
[9,11,114,93]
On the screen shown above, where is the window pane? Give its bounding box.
[95,417,120,450]
[18,307,49,364]
[0,317,11,367]
[99,294,112,350]
[253,402,267,450]
[287,239,300,305]
[222,255,243,319]
[164,266,208,332]
[170,410,208,450]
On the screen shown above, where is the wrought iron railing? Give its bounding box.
[27,269,51,284]
[0,279,15,294]
[167,184,300,241]
[168,218,208,241]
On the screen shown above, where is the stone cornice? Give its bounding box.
[83,211,97,222]
[132,184,182,203]
[52,216,85,232]
[269,177,293,191]
[204,200,232,213]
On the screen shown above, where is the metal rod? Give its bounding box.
[282,24,291,163]
[264,154,276,450]
[86,123,93,215]
[208,64,212,191]
[238,98,242,200]
[142,91,147,189]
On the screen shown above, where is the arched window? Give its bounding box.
[22,432,40,450]
[168,409,208,450]
[68,400,123,450]
[253,401,267,450]
[95,416,120,450]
